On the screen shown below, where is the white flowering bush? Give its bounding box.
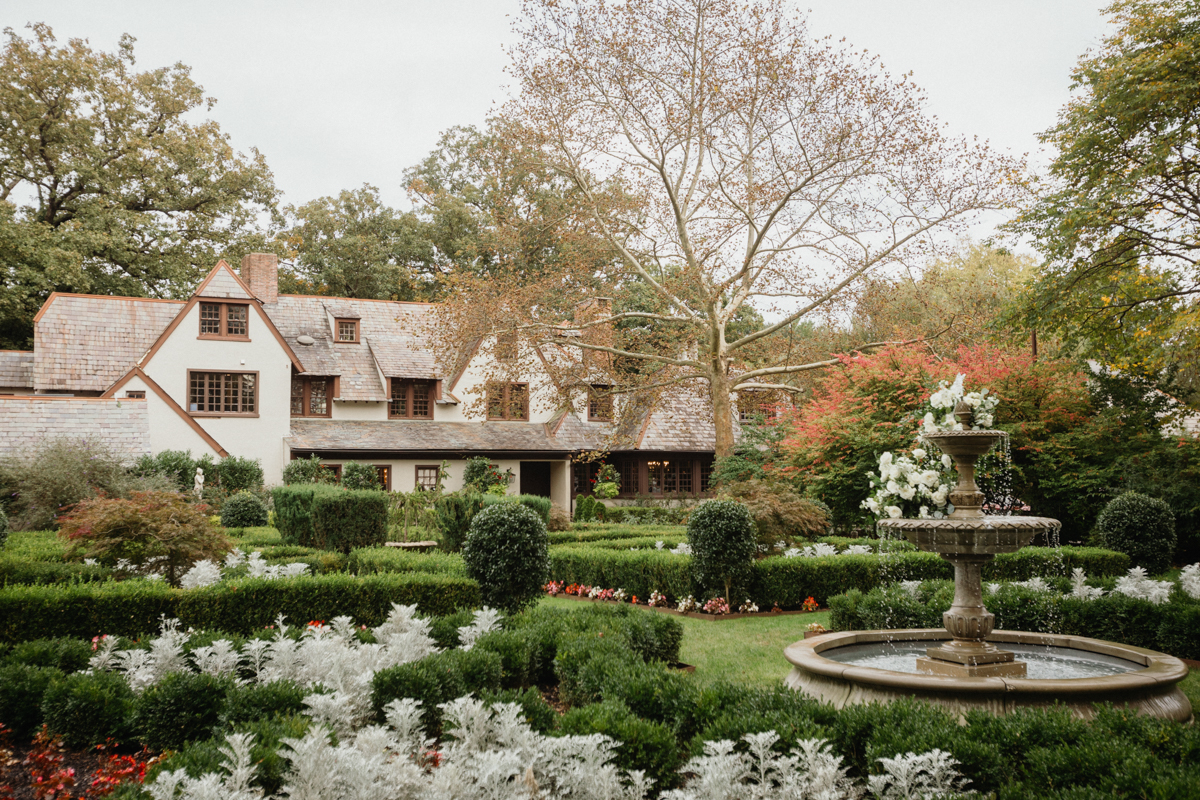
[862,449,956,521]
[922,373,999,433]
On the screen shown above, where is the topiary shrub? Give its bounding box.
[687,499,757,604]
[461,503,549,614]
[281,455,337,486]
[58,491,231,586]
[1094,491,1176,574]
[40,670,136,748]
[221,491,269,528]
[341,461,381,490]
[135,671,233,751]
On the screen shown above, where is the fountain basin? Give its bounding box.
[785,629,1192,722]
[878,516,1059,555]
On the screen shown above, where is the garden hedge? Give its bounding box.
[549,545,1130,607]
[0,557,113,585]
[347,547,468,576]
[0,572,480,643]
[546,525,686,546]
[271,484,388,551]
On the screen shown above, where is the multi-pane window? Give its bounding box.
[375,465,391,491]
[588,385,613,421]
[125,390,146,399]
[389,379,434,419]
[188,372,257,414]
[416,465,440,491]
[619,459,638,496]
[291,376,331,417]
[646,460,693,494]
[198,303,249,338]
[336,319,359,342]
[486,383,529,420]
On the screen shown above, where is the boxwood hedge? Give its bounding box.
[0,572,480,643]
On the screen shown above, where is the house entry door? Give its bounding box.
[519,461,552,497]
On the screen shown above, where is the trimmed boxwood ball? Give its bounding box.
[135,671,233,751]
[687,499,757,604]
[1094,491,1176,574]
[461,503,549,614]
[41,670,136,747]
[221,491,269,528]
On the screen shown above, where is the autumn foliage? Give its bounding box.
[58,491,230,587]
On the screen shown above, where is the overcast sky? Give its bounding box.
[4,0,1114,236]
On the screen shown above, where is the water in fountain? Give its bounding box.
[822,641,1142,679]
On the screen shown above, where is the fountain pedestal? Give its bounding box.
[882,403,1034,678]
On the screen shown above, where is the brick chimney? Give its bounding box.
[240,253,278,304]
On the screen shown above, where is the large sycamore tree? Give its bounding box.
[0,24,277,348]
[436,0,1022,456]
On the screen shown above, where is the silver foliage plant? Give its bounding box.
[147,704,970,800]
[108,612,970,799]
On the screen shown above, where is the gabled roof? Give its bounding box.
[0,350,33,389]
[265,297,440,399]
[102,367,228,457]
[33,294,185,392]
[194,260,255,300]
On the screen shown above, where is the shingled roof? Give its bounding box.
[0,396,150,461]
[288,419,579,453]
[0,351,33,390]
[265,297,440,401]
[33,294,185,393]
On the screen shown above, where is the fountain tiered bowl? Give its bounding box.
[784,407,1193,721]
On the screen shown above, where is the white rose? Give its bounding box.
[919,505,930,518]
[886,506,902,519]
[864,497,880,514]
[879,452,893,468]
[942,454,953,469]
[899,485,916,500]
[886,480,900,495]
[923,412,938,432]
[912,448,926,461]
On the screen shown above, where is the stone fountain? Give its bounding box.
[784,402,1193,721]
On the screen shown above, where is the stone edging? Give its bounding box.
[547,592,823,621]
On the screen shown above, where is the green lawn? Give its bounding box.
[539,596,829,687]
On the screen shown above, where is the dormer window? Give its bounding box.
[487,382,529,421]
[336,319,359,343]
[389,378,434,419]
[199,302,249,340]
[588,384,613,422]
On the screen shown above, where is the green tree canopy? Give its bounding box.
[0,24,278,349]
[276,185,439,301]
[1009,0,1200,386]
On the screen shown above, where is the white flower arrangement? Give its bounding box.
[922,373,999,433]
[861,449,956,521]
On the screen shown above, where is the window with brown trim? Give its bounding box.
[188,371,257,415]
[291,376,331,417]
[375,465,392,491]
[389,378,435,419]
[335,319,359,343]
[647,459,695,494]
[124,390,146,399]
[619,459,639,496]
[415,465,440,491]
[486,382,529,420]
[198,302,250,339]
[588,384,613,421]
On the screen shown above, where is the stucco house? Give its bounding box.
[0,255,725,511]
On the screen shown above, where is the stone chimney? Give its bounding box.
[240,253,278,304]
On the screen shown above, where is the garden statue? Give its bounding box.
[194,467,205,499]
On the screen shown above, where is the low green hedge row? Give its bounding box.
[347,547,468,577]
[602,506,690,526]
[558,535,688,552]
[830,580,1200,660]
[546,524,686,546]
[549,546,1133,607]
[271,485,388,552]
[0,557,113,585]
[0,572,480,643]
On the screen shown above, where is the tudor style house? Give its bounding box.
[0,255,726,511]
